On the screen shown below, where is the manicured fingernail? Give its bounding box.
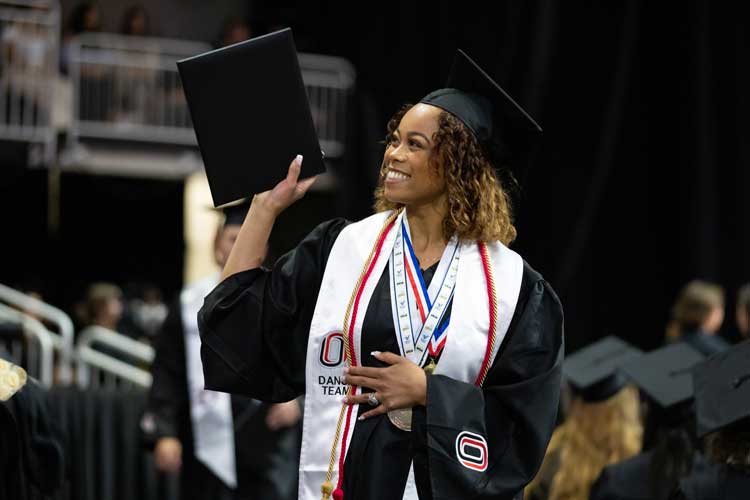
[341,396,348,403]
[358,415,365,421]
[343,367,349,374]
[371,351,381,357]
[295,154,303,165]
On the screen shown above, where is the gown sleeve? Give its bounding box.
[197,218,349,403]
[414,262,564,500]
[142,300,188,446]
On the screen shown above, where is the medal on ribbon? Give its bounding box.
[387,216,460,431]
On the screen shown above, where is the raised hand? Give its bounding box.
[265,399,302,431]
[254,154,318,217]
[220,154,318,280]
[154,437,182,473]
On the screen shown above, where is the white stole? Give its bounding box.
[299,211,524,500]
[182,274,237,488]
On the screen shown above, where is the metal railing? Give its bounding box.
[0,302,55,387]
[0,282,73,381]
[0,0,60,165]
[63,34,356,166]
[298,53,356,159]
[76,325,154,389]
[66,32,211,147]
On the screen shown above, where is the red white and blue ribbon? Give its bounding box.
[389,215,460,367]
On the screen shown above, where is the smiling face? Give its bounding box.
[382,104,446,209]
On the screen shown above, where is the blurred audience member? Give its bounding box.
[1,5,53,71]
[673,340,750,499]
[665,280,729,356]
[60,2,101,75]
[735,283,750,340]
[129,284,168,341]
[76,282,124,331]
[527,337,643,500]
[120,4,151,36]
[1,4,55,128]
[217,17,251,48]
[141,202,300,500]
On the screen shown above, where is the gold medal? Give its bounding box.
[387,360,435,432]
[424,358,437,375]
[387,408,413,432]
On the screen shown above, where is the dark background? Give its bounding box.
[2,1,749,352]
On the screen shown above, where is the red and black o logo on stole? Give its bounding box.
[455,431,488,472]
[318,331,344,368]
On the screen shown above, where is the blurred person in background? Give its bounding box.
[1,3,55,128]
[735,283,750,341]
[672,340,750,499]
[120,4,151,37]
[76,282,124,332]
[131,283,168,341]
[665,280,729,356]
[60,2,101,75]
[118,283,168,342]
[141,202,301,500]
[527,337,643,500]
[590,344,707,500]
[216,17,252,48]
[0,358,64,500]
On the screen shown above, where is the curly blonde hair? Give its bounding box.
[373,104,517,244]
[526,385,643,500]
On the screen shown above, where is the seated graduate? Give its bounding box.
[672,340,750,500]
[590,343,707,500]
[0,358,64,500]
[197,48,564,500]
[526,336,643,500]
[665,280,729,356]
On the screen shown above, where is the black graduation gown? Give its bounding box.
[679,330,730,357]
[672,463,750,500]
[589,451,663,500]
[198,218,565,500]
[592,451,717,500]
[0,379,64,500]
[142,298,300,500]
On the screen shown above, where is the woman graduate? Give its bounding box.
[198,50,564,500]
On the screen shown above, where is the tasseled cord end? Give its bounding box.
[320,481,334,500]
[321,481,344,500]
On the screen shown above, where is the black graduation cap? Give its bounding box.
[692,339,750,438]
[420,49,542,170]
[178,28,326,208]
[621,343,705,423]
[563,336,643,402]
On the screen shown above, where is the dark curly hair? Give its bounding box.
[373,104,517,244]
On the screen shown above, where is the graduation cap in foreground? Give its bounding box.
[178,28,326,208]
[621,343,705,424]
[563,336,643,402]
[420,49,542,172]
[693,339,750,438]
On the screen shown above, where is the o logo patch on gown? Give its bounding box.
[455,431,488,472]
[318,331,344,367]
